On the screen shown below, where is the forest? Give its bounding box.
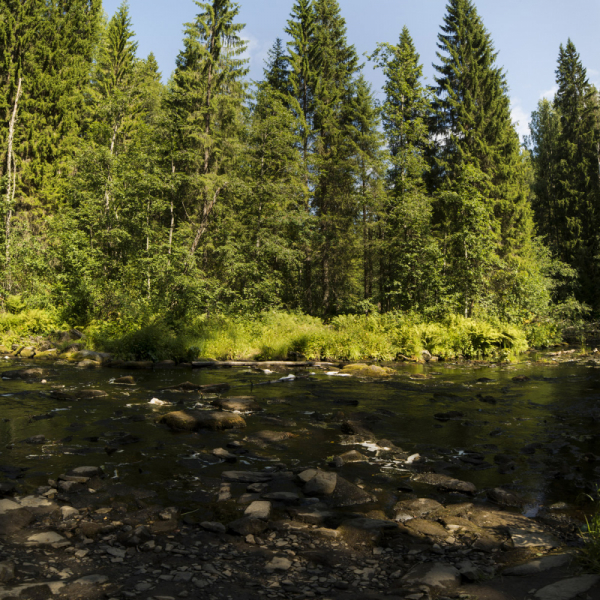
[0,0,599,361]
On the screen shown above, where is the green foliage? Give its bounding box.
[89,310,528,362]
[0,308,64,345]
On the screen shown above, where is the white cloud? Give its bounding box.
[510,98,530,141]
[539,85,558,101]
[241,33,271,79]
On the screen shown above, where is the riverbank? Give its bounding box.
[0,310,545,364]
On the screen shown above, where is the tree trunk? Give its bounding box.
[5,76,23,289]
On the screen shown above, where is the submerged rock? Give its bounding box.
[487,487,523,507]
[50,389,108,401]
[114,376,135,385]
[159,410,246,431]
[2,367,48,380]
[162,381,230,393]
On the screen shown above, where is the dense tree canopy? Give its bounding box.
[0,0,597,334]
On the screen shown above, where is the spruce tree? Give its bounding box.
[553,40,600,308]
[371,27,440,312]
[263,38,291,97]
[431,0,540,318]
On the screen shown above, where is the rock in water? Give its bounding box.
[413,473,476,495]
[402,563,461,592]
[304,471,337,496]
[159,410,246,431]
[212,396,261,412]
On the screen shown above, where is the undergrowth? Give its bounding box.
[86,310,530,362]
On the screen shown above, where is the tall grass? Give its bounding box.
[88,310,529,362]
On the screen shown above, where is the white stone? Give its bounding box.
[19,496,53,509]
[244,501,271,520]
[61,506,80,520]
[265,557,292,571]
[27,531,65,544]
[0,499,20,514]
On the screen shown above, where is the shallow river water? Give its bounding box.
[2,357,600,521]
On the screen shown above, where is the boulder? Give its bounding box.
[329,476,374,507]
[2,367,48,379]
[304,471,337,496]
[534,575,600,600]
[213,396,261,412]
[338,450,368,462]
[114,376,135,385]
[394,497,443,519]
[487,487,523,507]
[159,410,246,431]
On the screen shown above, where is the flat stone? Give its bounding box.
[244,500,271,520]
[504,553,573,576]
[509,528,560,548]
[534,575,600,600]
[0,499,20,514]
[212,397,261,412]
[61,506,80,520]
[73,574,109,585]
[394,498,443,518]
[265,557,292,571]
[304,471,337,496]
[413,473,476,494]
[402,562,461,592]
[160,410,246,431]
[298,469,318,483]
[69,466,102,477]
[27,531,65,544]
[201,521,226,534]
[222,471,273,483]
[405,518,449,539]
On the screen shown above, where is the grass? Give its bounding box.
[579,489,600,572]
[86,310,530,362]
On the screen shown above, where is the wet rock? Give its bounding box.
[329,476,375,507]
[477,394,497,404]
[304,471,337,496]
[244,500,271,520]
[521,442,543,455]
[212,447,237,462]
[159,410,246,431]
[162,381,230,393]
[0,562,14,583]
[341,364,395,377]
[434,411,464,422]
[0,507,34,534]
[0,483,16,496]
[288,506,337,526]
[487,487,523,507]
[68,466,102,477]
[394,498,443,520]
[222,471,273,484]
[50,389,108,401]
[24,435,46,444]
[512,375,530,382]
[509,528,559,548]
[201,521,226,534]
[413,473,476,494]
[213,396,261,412]
[61,506,79,520]
[265,556,292,571]
[114,376,135,384]
[401,563,460,592]
[228,516,268,536]
[533,575,600,600]
[404,518,449,539]
[2,367,48,379]
[503,553,573,575]
[245,430,294,444]
[338,450,368,462]
[340,420,371,436]
[27,531,65,545]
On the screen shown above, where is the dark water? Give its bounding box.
[1,357,600,517]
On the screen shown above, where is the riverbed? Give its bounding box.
[2,355,600,518]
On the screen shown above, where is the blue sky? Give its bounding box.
[103,0,600,140]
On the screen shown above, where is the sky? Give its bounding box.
[102,0,600,141]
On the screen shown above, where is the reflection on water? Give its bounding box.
[1,357,600,515]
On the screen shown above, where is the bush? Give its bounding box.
[89,310,530,362]
[0,308,65,346]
